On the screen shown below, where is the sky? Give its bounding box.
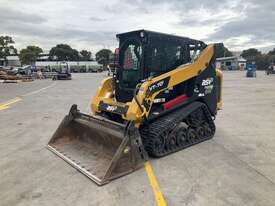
[1,0,275,54]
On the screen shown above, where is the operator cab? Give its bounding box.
[114,30,206,102]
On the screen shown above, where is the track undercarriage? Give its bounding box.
[140,102,215,157]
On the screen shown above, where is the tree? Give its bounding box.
[241,48,261,61]
[241,48,269,70]
[254,54,269,70]
[80,50,92,61]
[215,45,233,58]
[49,44,79,61]
[268,54,275,64]
[267,48,275,64]
[95,49,112,68]
[268,48,275,56]
[0,36,17,66]
[19,46,43,65]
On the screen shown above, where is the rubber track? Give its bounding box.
[140,102,216,157]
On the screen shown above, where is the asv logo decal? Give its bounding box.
[106,105,117,112]
[202,78,213,86]
[149,80,164,92]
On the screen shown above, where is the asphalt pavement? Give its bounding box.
[0,71,275,206]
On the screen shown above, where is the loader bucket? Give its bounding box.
[47,105,147,185]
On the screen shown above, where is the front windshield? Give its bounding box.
[121,40,142,88]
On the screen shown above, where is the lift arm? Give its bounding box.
[125,44,215,123]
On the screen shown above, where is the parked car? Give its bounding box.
[6,67,18,75]
[16,65,33,75]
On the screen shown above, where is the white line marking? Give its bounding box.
[22,82,56,97]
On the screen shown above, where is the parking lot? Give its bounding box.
[1,71,275,206]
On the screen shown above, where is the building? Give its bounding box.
[238,57,247,70]
[216,56,247,70]
[0,54,102,72]
[0,55,21,67]
[35,55,102,72]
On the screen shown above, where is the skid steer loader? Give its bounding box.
[48,30,223,185]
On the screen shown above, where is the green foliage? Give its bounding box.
[241,48,262,61]
[49,44,79,61]
[268,54,275,63]
[241,48,275,70]
[19,46,43,65]
[80,50,92,61]
[268,48,275,56]
[215,45,233,58]
[0,36,17,65]
[254,54,269,70]
[95,49,112,66]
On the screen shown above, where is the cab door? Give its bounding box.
[115,38,143,102]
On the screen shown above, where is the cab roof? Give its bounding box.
[116,29,206,46]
